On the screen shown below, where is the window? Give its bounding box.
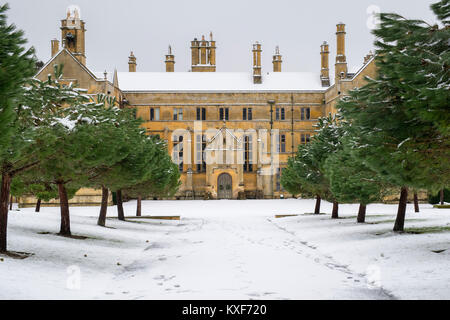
[243,108,253,121]
[173,135,184,172]
[276,107,285,120]
[196,134,207,172]
[219,107,229,120]
[277,134,286,153]
[150,107,160,121]
[244,135,253,172]
[301,107,310,120]
[196,107,206,121]
[173,108,183,120]
[301,133,311,144]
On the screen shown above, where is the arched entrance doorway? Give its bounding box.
[217,173,232,199]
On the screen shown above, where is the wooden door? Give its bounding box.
[217,173,232,199]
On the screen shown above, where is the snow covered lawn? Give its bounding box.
[0,199,449,299]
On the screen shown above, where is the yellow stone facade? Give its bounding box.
[28,8,378,205]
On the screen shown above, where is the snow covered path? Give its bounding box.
[106,209,391,300]
[1,199,449,299]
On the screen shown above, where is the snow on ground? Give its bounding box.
[0,199,449,300]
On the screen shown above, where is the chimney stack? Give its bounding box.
[200,35,208,65]
[191,38,200,67]
[165,45,175,72]
[128,51,137,72]
[191,34,216,72]
[208,32,216,67]
[51,39,60,57]
[320,41,330,87]
[272,46,282,72]
[335,22,348,82]
[252,42,262,84]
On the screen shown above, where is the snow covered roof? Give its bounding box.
[115,72,326,92]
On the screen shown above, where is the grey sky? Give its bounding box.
[7,0,439,75]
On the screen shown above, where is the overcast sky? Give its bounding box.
[7,0,438,75]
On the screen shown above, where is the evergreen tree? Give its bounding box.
[96,135,180,225]
[323,139,389,223]
[11,175,58,212]
[0,4,36,252]
[26,71,130,235]
[123,137,180,217]
[282,116,344,217]
[338,0,450,231]
[85,108,147,226]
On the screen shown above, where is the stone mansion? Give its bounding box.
[32,7,376,204]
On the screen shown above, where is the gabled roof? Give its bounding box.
[345,55,376,81]
[116,72,326,92]
[34,48,99,81]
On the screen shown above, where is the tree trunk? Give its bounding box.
[9,195,13,210]
[413,193,419,213]
[0,172,12,253]
[357,203,367,223]
[331,201,339,219]
[393,187,408,232]
[35,199,41,213]
[57,181,71,236]
[136,196,142,217]
[97,186,109,226]
[117,189,125,221]
[440,189,444,205]
[314,195,321,214]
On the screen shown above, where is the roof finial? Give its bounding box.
[275,45,280,55]
[168,45,172,55]
[210,31,213,41]
[103,70,107,80]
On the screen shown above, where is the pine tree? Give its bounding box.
[27,71,131,235]
[0,4,36,252]
[323,137,390,223]
[82,101,144,225]
[338,0,450,231]
[281,115,344,217]
[11,176,58,212]
[123,137,180,217]
[96,134,180,225]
